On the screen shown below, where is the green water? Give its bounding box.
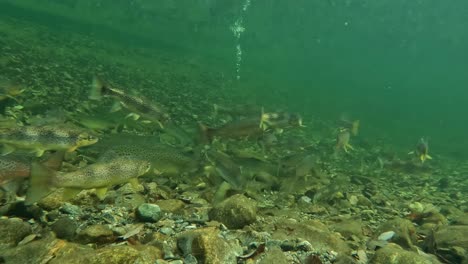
[1,0,467,158]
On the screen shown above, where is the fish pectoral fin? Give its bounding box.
[156,121,164,129]
[34,149,45,157]
[110,102,122,112]
[408,151,414,155]
[129,178,140,190]
[345,143,354,151]
[125,113,140,120]
[67,146,77,152]
[62,188,82,200]
[1,144,15,155]
[95,187,108,200]
[426,154,432,160]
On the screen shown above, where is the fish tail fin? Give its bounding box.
[198,123,215,143]
[89,75,109,100]
[351,120,360,136]
[41,150,65,170]
[25,162,57,205]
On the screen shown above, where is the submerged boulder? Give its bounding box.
[370,243,440,264]
[425,225,468,263]
[209,194,257,229]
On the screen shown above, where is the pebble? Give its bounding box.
[51,217,78,240]
[184,254,198,264]
[60,203,82,216]
[160,227,174,236]
[208,194,257,229]
[77,224,114,244]
[297,240,313,251]
[136,203,162,223]
[0,218,32,249]
[378,230,396,241]
[299,196,312,203]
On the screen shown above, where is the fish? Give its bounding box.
[0,155,30,185]
[261,112,303,130]
[0,151,64,186]
[90,76,170,128]
[199,116,265,143]
[200,109,301,143]
[335,128,353,153]
[161,122,196,146]
[409,138,432,163]
[25,157,151,204]
[205,149,244,190]
[339,114,360,136]
[0,125,98,157]
[99,142,199,176]
[0,79,24,102]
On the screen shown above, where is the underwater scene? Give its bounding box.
[0,1,467,263]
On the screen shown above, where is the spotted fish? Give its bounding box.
[0,125,98,157]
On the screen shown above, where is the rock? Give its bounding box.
[421,211,448,226]
[3,202,43,220]
[183,254,198,264]
[136,203,163,223]
[160,227,174,236]
[425,225,468,263]
[270,219,350,254]
[348,195,358,205]
[451,213,468,225]
[51,217,78,240]
[258,246,289,264]
[331,218,363,239]
[0,217,32,249]
[357,195,373,207]
[77,224,115,244]
[46,211,61,222]
[208,194,257,229]
[377,218,417,250]
[378,231,396,241]
[51,244,162,264]
[38,189,66,210]
[1,233,90,264]
[370,243,440,264]
[155,199,185,214]
[60,203,82,216]
[280,240,296,251]
[177,227,242,263]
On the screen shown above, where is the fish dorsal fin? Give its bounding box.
[95,187,108,200]
[25,163,56,205]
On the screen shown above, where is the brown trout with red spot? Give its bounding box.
[0,151,64,185]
